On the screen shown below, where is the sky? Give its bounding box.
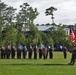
[1,0,76,25]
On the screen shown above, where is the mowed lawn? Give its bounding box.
[0,52,76,75]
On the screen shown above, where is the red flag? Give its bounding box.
[74,27,76,40]
[70,28,76,43]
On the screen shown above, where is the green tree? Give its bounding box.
[25,23,40,45]
[47,36,54,45]
[16,3,39,32]
[0,2,7,16]
[32,26,40,45]
[3,6,16,26]
[15,3,39,45]
[17,31,26,45]
[0,2,7,44]
[50,27,67,45]
[45,6,57,24]
[39,32,54,46]
[4,26,17,46]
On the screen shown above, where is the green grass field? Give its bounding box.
[0,52,76,75]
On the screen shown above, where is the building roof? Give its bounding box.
[36,25,57,31]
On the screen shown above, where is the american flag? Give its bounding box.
[70,28,76,43]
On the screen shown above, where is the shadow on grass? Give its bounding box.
[0,63,70,66]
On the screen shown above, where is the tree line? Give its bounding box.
[0,1,74,48]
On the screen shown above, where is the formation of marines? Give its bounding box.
[0,44,54,59]
[0,44,76,65]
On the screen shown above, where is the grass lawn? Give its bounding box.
[0,52,76,75]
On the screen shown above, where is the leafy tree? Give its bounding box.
[4,26,17,46]
[0,2,7,16]
[3,6,16,26]
[50,27,67,45]
[0,2,7,44]
[26,35,33,45]
[0,16,2,44]
[39,32,54,46]
[45,6,57,24]
[46,23,50,26]
[16,3,39,32]
[32,27,40,45]
[15,3,39,45]
[17,31,26,45]
[47,36,54,45]
[25,23,40,45]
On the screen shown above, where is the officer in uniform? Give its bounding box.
[39,48,42,59]
[11,46,16,59]
[43,46,47,60]
[17,46,21,59]
[68,46,76,65]
[6,45,11,59]
[49,46,53,59]
[33,45,38,59]
[1,46,5,59]
[28,45,33,59]
[23,45,27,59]
[63,47,67,59]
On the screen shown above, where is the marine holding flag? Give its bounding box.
[68,26,76,65]
[74,25,76,41]
[70,27,76,43]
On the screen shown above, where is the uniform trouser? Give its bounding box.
[6,53,10,59]
[17,52,21,59]
[39,52,42,59]
[1,53,3,59]
[70,54,76,64]
[63,52,67,59]
[23,52,26,59]
[46,50,48,59]
[1,52,6,59]
[34,53,37,59]
[11,52,15,59]
[49,52,53,59]
[29,52,32,59]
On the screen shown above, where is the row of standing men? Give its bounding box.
[0,45,53,59]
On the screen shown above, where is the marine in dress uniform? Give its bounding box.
[49,46,53,59]
[28,45,33,59]
[17,46,21,59]
[23,45,27,59]
[1,46,6,59]
[33,45,38,59]
[11,46,16,59]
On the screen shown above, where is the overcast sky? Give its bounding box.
[1,0,76,25]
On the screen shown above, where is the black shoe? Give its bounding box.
[71,63,74,65]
